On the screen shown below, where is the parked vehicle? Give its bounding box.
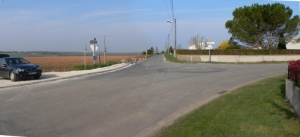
[0,54,42,81]
[0,54,9,58]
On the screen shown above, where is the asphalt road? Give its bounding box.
[0,55,288,137]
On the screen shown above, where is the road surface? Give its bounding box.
[0,55,287,137]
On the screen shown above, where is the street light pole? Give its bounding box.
[104,35,106,64]
[84,45,87,69]
[167,18,177,57]
[174,18,177,57]
[168,34,170,54]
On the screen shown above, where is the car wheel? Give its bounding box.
[10,71,18,82]
[33,75,41,79]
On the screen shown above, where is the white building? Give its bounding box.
[188,45,197,50]
[188,42,213,50]
[286,38,300,49]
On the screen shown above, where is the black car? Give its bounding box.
[0,54,42,81]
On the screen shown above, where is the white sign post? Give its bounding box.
[207,41,215,62]
[90,38,98,65]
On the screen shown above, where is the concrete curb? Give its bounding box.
[0,63,132,89]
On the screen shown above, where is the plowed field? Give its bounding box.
[24,55,143,72]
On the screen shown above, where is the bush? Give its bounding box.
[288,60,300,85]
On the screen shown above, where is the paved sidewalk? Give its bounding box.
[0,63,132,89]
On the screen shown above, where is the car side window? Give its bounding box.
[20,58,29,64]
[0,59,6,66]
[6,59,12,65]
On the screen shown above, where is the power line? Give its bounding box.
[170,0,175,20]
[165,0,171,20]
[100,0,242,43]
[166,0,175,46]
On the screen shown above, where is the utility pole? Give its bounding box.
[174,18,177,57]
[197,34,199,49]
[104,35,106,64]
[98,50,100,64]
[167,18,176,57]
[84,45,87,69]
[165,42,167,54]
[168,34,170,54]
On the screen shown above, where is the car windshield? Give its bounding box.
[6,58,29,65]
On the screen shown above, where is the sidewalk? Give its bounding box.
[0,63,132,89]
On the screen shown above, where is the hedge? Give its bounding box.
[177,49,300,55]
[288,60,300,85]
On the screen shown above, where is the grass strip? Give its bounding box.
[164,54,287,64]
[164,54,188,63]
[71,61,120,71]
[153,74,300,137]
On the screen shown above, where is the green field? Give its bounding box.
[154,75,300,137]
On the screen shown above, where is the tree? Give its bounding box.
[141,51,146,55]
[278,33,286,49]
[225,3,300,49]
[218,41,229,49]
[150,47,154,54]
[169,46,174,55]
[147,49,152,55]
[189,35,206,49]
[228,37,240,49]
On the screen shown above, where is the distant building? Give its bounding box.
[286,38,300,49]
[188,45,197,50]
[248,45,262,50]
[188,42,213,50]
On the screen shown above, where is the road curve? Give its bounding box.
[0,55,287,137]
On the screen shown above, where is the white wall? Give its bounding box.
[287,42,300,49]
[177,55,300,62]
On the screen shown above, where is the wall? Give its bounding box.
[177,55,300,63]
[286,40,300,49]
[285,79,300,120]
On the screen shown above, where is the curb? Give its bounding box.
[0,63,132,89]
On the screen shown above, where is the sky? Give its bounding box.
[0,0,299,53]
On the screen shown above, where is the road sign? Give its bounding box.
[206,41,215,62]
[90,45,98,53]
[207,42,215,45]
[90,40,97,44]
[90,38,97,45]
[92,56,97,60]
[90,38,98,65]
